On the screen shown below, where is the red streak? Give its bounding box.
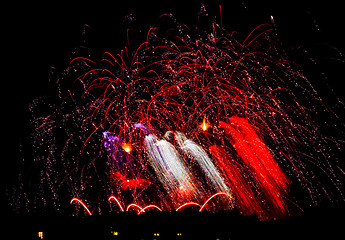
[108,195,125,212]
[126,203,143,213]
[219,117,290,218]
[199,192,234,212]
[139,205,163,214]
[69,57,96,67]
[70,198,92,215]
[242,23,271,45]
[209,145,261,216]
[176,202,202,212]
[219,5,223,29]
[230,116,290,189]
[126,203,162,214]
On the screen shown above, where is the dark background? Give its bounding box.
[2,0,345,238]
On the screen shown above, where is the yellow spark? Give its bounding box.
[122,143,132,153]
[201,117,209,131]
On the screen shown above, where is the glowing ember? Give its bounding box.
[201,117,209,131]
[122,143,132,153]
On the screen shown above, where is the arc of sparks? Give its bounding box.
[176,202,202,212]
[139,205,163,214]
[108,195,125,212]
[199,192,234,212]
[126,203,162,214]
[72,192,240,216]
[70,198,92,215]
[126,203,144,213]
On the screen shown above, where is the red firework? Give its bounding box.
[23,4,344,220]
[219,117,290,218]
[209,144,262,217]
[110,171,151,190]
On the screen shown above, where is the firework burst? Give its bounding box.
[13,5,344,220]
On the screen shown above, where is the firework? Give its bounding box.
[144,132,200,207]
[175,131,233,205]
[13,5,344,220]
[209,144,261,217]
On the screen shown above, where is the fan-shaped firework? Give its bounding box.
[13,7,344,220]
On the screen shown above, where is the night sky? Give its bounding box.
[2,0,345,238]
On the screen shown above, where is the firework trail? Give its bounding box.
[144,132,200,207]
[209,144,261,217]
[212,116,290,219]
[219,120,287,213]
[12,5,345,220]
[175,131,234,208]
[220,117,290,190]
